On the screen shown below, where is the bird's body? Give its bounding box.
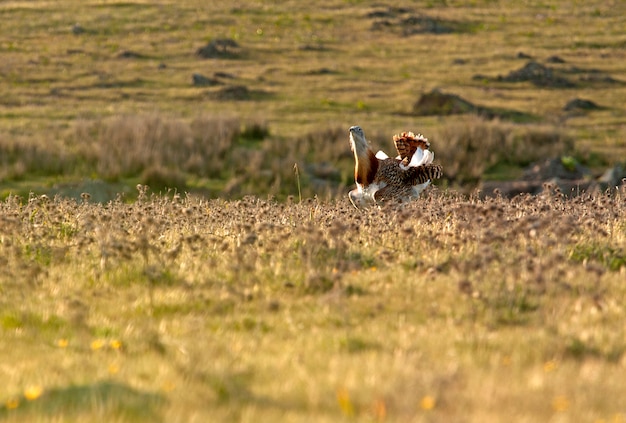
[348,126,442,209]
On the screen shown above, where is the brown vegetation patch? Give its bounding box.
[71,114,241,181]
[0,136,72,182]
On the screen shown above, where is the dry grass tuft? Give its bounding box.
[0,136,72,182]
[71,114,241,181]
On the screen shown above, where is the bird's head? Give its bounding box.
[349,125,368,154]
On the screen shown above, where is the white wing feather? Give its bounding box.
[375,150,389,160]
[408,148,433,167]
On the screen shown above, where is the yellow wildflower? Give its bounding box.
[24,386,43,401]
[108,363,120,375]
[162,381,176,392]
[5,398,19,409]
[109,339,122,350]
[420,395,436,410]
[552,395,569,412]
[544,360,557,373]
[336,388,355,417]
[90,339,105,350]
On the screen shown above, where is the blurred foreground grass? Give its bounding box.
[0,189,625,422]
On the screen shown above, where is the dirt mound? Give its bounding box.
[498,61,575,88]
[413,89,477,115]
[399,15,457,35]
[412,89,531,121]
[117,50,145,59]
[366,7,411,19]
[563,98,602,112]
[196,39,240,59]
[476,60,623,89]
[546,55,566,64]
[368,7,471,36]
[212,85,250,100]
[192,73,220,86]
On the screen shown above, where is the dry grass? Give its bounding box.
[72,114,241,179]
[435,117,574,186]
[2,0,626,198]
[0,189,625,422]
[2,1,626,421]
[0,112,578,199]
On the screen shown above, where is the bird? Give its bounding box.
[348,125,442,209]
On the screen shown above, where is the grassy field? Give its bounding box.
[1,0,626,198]
[1,0,626,422]
[1,190,625,422]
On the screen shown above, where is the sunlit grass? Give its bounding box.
[1,1,626,421]
[0,189,625,421]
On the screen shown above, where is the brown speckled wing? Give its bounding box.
[375,159,442,186]
[404,163,443,185]
[372,159,442,203]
